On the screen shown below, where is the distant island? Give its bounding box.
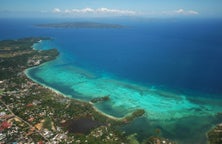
[36,22,124,29]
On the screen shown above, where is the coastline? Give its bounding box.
[27,39,146,121]
[25,66,144,122]
[25,68,73,99]
[26,55,218,143]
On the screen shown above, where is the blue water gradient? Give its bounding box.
[1,18,222,143]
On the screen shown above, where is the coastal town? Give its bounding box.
[0,37,221,144]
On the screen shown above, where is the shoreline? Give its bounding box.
[25,67,130,122]
[24,59,222,121]
[25,39,146,122]
[24,66,125,121]
[31,40,222,101]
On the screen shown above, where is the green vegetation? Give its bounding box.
[208,123,222,144]
[127,134,140,144]
[43,117,52,130]
[0,37,58,80]
[90,96,110,103]
[0,89,3,94]
[125,109,145,122]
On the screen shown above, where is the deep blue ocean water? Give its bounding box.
[1,18,222,143]
[1,18,222,95]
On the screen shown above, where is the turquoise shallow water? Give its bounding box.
[26,39,222,143]
[27,60,222,120]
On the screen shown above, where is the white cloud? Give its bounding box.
[162,9,199,16]
[175,9,184,14]
[52,7,136,16]
[187,10,199,15]
[175,9,199,15]
[52,7,198,17]
[53,8,61,13]
[97,8,136,15]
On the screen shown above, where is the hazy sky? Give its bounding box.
[1,0,222,18]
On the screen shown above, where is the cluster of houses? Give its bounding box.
[0,75,75,143]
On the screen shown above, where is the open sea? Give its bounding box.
[1,18,222,143]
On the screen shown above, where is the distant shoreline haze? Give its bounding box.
[36,22,124,28]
